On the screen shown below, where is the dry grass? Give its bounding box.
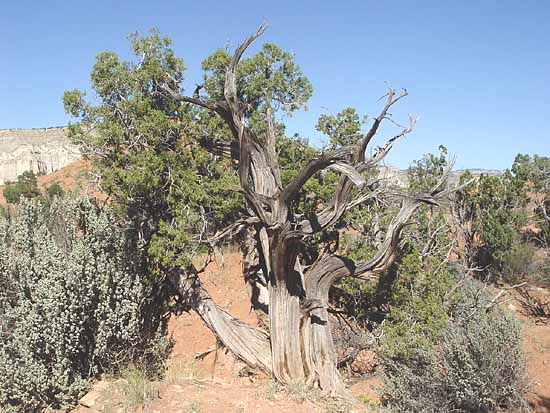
[118,366,158,412]
[182,400,203,413]
[165,358,205,385]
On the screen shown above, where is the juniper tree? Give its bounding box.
[64,24,458,396]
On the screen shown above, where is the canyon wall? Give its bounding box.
[0,127,81,184]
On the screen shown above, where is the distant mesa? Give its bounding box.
[369,165,501,188]
[0,127,502,186]
[0,127,81,185]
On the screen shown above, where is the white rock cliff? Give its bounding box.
[0,127,81,185]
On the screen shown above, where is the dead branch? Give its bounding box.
[516,288,550,321]
[205,216,261,245]
[358,86,408,162]
[485,282,527,310]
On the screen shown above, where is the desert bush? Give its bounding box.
[380,281,530,413]
[379,242,456,362]
[3,170,41,204]
[0,197,169,412]
[499,241,538,283]
[45,181,65,199]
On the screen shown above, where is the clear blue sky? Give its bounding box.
[1,0,549,169]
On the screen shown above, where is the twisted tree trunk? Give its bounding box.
[168,24,458,396]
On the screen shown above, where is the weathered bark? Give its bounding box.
[240,226,269,317]
[302,256,354,394]
[195,293,272,371]
[168,266,272,372]
[170,24,459,397]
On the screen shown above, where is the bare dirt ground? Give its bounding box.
[514,289,550,412]
[68,252,550,413]
[71,252,379,413]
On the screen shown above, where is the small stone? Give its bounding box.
[79,381,109,408]
[79,391,101,408]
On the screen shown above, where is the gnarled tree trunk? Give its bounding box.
[167,24,458,397]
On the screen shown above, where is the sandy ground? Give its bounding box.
[518,294,550,412]
[67,252,550,413]
[70,253,378,413]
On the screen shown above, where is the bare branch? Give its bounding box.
[485,282,527,311]
[360,114,417,169]
[224,23,268,111]
[352,177,461,279]
[282,146,356,203]
[345,188,382,211]
[179,95,217,112]
[292,92,415,236]
[205,216,260,245]
[327,162,366,187]
[358,86,408,161]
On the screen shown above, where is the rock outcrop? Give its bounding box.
[0,126,502,187]
[0,127,81,184]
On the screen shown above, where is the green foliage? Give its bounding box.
[334,146,453,327]
[0,197,168,412]
[408,145,448,192]
[500,242,537,283]
[46,181,64,199]
[511,153,550,192]
[377,149,530,411]
[316,107,366,147]
[457,171,528,281]
[200,42,312,140]
[3,171,41,204]
[276,133,338,211]
[511,154,550,244]
[381,282,530,413]
[201,43,312,116]
[63,29,244,270]
[379,243,456,361]
[454,153,550,282]
[64,29,316,273]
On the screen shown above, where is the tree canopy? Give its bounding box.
[63,25,525,399]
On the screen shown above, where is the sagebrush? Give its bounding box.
[381,281,530,413]
[0,197,169,412]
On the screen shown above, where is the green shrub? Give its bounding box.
[500,242,537,283]
[379,243,456,361]
[380,281,530,413]
[0,197,169,412]
[45,182,65,199]
[3,171,41,204]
